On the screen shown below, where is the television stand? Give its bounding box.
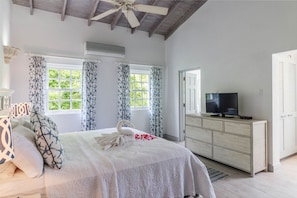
[210,114,220,117]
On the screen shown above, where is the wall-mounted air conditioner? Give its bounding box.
[84,42,125,58]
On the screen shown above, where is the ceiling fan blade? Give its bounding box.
[91,8,120,21]
[123,10,140,28]
[133,4,168,15]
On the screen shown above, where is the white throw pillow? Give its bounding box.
[12,125,44,178]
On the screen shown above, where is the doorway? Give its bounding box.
[179,69,201,141]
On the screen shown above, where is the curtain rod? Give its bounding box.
[25,52,101,63]
[116,61,165,69]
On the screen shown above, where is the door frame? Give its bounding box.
[179,68,201,142]
[272,49,297,170]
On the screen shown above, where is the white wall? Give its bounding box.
[165,1,297,170]
[10,5,165,133]
[0,0,11,88]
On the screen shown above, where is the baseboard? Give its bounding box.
[268,162,281,172]
[163,134,179,142]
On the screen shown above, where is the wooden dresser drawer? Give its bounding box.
[202,118,223,131]
[224,122,251,136]
[186,138,212,158]
[213,131,250,154]
[186,116,202,127]
[185,126,212,143]
[213,146,251,172]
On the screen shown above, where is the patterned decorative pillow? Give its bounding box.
[30,109,64,169]
[10,102,32,118]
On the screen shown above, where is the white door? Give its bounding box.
[179,69,201,141]
[279,61,297,158]
[186,72,198,114]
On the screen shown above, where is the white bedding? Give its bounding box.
[44,128,216,198]
[0,128,215,198]
[0,169,45,197]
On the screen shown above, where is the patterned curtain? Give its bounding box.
[149,67,163,137]
[28,56,47,114]
[117,64,131,121]
[81,61,98,131]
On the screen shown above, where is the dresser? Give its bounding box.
[185,114,267,176]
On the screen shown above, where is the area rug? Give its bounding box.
[207,167,228,183]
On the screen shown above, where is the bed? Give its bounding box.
[0,106,216,198]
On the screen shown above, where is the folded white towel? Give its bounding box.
[116,120,135,136]
[95,120,135,150]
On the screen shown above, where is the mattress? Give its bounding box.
[0,128,216,198]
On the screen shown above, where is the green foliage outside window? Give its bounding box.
[130,73,149,108]
[47,67,82,112]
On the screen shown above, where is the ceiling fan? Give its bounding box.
[91,0,169,28]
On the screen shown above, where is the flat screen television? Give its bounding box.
[205,93,238,117]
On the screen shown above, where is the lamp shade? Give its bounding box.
[0,117,14,164]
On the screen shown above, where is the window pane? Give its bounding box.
[135,74,141,82]
[135,100,143,107]
[48,80,59,88]
[61,101,70,110]
[72,80,81,89]
[60,70,70,79]
[143,92,148,99]
[49,102,59,110]
[72,71,81,79]
[49,69,58,78]
[142,83,149,90]
[60,80,70,88]
[142,75,148,82]
[72,91,81,99]
[143,100,148,107]
[72,101,81,109]
[135,82,141,90]
[130,75,135,83]
[48,91,59,100]
[61,91,70,99]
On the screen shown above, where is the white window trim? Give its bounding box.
[130,68,150,110]
[46,63,82,115]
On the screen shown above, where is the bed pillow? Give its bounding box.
[30,109,64,169]
[0,162,17,179]
[10,115,32,130]
[12,125,44,178]
[10,102,32,118]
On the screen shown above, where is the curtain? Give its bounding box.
[28,56,47,114]
[81,61,98,131]
[117,64,131,121]
[149,67,163,137]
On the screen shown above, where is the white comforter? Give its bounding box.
[44,128,216,198]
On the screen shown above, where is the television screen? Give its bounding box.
[219,93,238,116]
[205,93,238,117]
[205,93,219,114]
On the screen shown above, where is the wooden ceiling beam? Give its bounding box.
[29,0,34,15]
[111,10,122,30]
[61,0,68,21]
[148,1,180,38]
[131,0,158,34]
[164,0,208,40]
[88,0,100,26]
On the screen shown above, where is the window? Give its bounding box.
[130,70,150,109]
[46,64,82,113]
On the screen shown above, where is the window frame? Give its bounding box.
[46,63,82,115]
[130,69,150,110]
